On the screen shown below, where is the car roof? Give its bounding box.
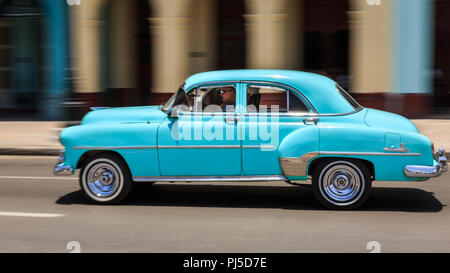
[183,69,356,114]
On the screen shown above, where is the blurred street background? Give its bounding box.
[0,0,449,154]
[1,0,450,253]
[0,0,449,121]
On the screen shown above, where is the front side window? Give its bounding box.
[189,85,237,113]
[246,85,309,113]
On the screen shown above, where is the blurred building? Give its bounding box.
[1,0,449,120]
[0,0,69,120]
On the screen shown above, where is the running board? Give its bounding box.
[133,175,287,183]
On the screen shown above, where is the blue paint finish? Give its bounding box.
[385,133,401,149]
[157,115,243,176]
[240,82,319,175]
[58,70,438,184]
[364,108,419,133]
[157,82,243,176]
[61,122,161,177]
[81,106,167,124]
[318,108,433,181]
[393,0,434,94]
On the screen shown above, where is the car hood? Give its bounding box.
[364,108,419,133]
[81,106,168,124]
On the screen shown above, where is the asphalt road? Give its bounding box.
[0,155,449,253]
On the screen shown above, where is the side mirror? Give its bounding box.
[169,104,190,118]
[169,109,180,118]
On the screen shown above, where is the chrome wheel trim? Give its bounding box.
[82,158,124,202]
[318,161,365,206]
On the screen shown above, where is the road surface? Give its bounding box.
[0,155,449,253]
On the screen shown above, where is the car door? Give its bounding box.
[157,83,243,176]
[240,82,319,176]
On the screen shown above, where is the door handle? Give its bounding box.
[303,117,318,125]
[224,116,240,124]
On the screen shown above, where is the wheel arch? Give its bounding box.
[76,150,130,172]
[308,156,375,180]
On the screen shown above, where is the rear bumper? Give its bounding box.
[404,149,448,178]
[54,150,74,176]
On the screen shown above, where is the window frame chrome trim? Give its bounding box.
[242,81,315,114]
[184,80,367,117]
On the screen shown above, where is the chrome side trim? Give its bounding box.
[74,145,241,150]
[279,153,320,177]
[133,175,287,183]
[158,145,240,149]
[319,151,421,156]
[315,107,364,117]
[279,150,422,177]
[74,145,276,150]
[74,146,157,150]
[243,112,318,117]
[383,143,409,153]
[242,145,276,149]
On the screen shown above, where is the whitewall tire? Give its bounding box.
[312,159,371,210]
[79,153,133,204]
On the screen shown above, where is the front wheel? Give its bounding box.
[312,159,371,210]
[80,153,133,205]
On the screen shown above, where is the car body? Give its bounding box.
[54,69,448,209]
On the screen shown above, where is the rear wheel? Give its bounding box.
[80,153,133,204]
[312,159,371,210]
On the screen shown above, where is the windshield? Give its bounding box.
[336,84,362,111]
[161,86,187,113]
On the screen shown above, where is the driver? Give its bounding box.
[219,86,236,112]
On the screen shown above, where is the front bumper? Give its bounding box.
[54,150,74,176]
[404,148,448,178]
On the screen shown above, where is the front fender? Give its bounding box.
[60,122,161,177]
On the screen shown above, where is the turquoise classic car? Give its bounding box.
[54,70,447,209]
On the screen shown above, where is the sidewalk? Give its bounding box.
[0,122,64,156]
[0,120,448,156]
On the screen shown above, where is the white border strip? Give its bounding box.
[0,211,66,218]
[0,176,77,180]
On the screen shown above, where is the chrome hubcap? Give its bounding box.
[320,162,364,206]
[86,163,120,198]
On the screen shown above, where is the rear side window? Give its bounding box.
[289,92,309,112]
[246,85,309,113]
[337,84,361,110]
